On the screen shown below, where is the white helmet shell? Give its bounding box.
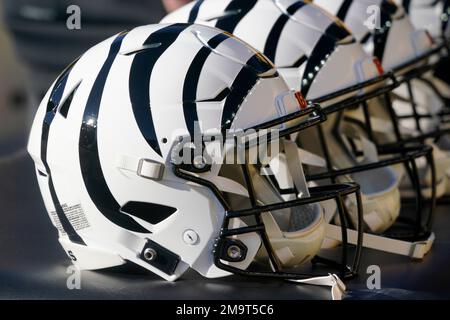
[28,23,338,281]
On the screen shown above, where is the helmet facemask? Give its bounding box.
[314,0,450,201]
[172,102,363,279]
[279,38,437,257]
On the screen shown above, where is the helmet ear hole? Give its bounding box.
[217,239,248,263]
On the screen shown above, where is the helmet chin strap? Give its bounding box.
[257,140,346,300]
[267,141,346,300]
[344,109,449,198]
[198,144,345,300]
[282,138,311,198]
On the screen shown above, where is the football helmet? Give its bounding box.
[397,0,450,39]
[162,0,436,259]
[396,0,450,124]
[27,23,363,298]
[312,0,450,196]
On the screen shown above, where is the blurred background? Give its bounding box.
[0,0,174,157]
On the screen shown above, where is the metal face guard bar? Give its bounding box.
[298,61,439,246]
[171,107,363,280]
[308,93,437,241]
[384,44,450,142]
[391,43,449,81]
[188,104,327,149]
[241,103,327,145]
[218,181,363,280]
[270,142,436,240]
[305,54,439,208]
[174,164,363,280]
[339,87,438,233]
[310,43,450,146]
[171,104,327,209]
[312,72,399,115]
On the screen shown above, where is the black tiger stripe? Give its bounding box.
[292,55,307,68]
[221,55,260,130]
[215,0,258,34]
[79,32,150,234]
[263,1,307,63]
[360,32,372,44]
[183,32,230,137]
[300,23,345,97]
[129,23,189,157]
[188,0,205,22]
[336,0,353,20]
[325,20,351,40]
[373,2,395,63]
[41,60,86,245]
[443,0,450,35]
[402,0,411,13]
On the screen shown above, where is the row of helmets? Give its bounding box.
[26,0,450,299]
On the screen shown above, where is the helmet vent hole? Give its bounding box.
[58,82,81,118]
[120,201,177,225]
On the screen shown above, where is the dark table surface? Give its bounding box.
[1,138,450,300]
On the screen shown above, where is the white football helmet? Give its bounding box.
[27,23,362,297]
[395,0,450,138]
[162,0,436,259]
[396,0,450,39]
[312,0,450,196]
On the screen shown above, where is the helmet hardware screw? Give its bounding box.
[193,155,207,170]
[182,229,199,245]
[227,245,243,260]
[143,248,157,262]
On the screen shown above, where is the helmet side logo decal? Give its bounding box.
[41,60,86,245]
[264,1,307,62]
[183,32,230,137]
[215,0,258,34]
[79,31,150,234]
[129,23,190,157]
